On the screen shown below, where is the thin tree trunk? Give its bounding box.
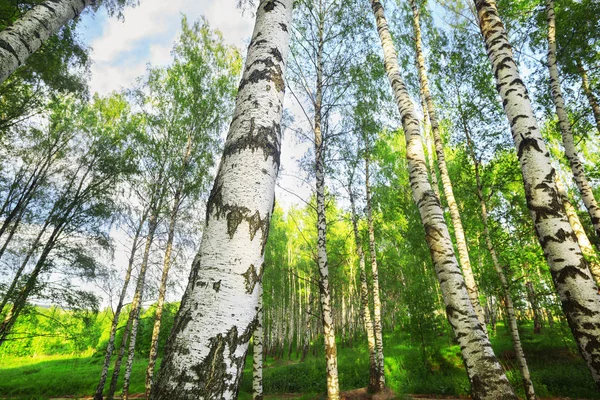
[525,282,542,334]
[554,177,600,283]
[546,0,600,240]
[577,61,600,134]
[107,315,133,400]
[94,212,147,400]
[410,0,487,331]
[0,0,93,85]
[466,125,537,400]
[313,3,339,397]
[145,134,193,396]
[149,2,293,398]
[349,187,380,392]
[420,92,440,198]
[0,209,52,315]
[0,221,64,344]
[122,211,160,400]
[364,149,386,390]
[474,0,600,385]
[369,2,517,398]
[252,281,264,400]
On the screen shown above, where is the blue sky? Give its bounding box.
[76,0,255,96]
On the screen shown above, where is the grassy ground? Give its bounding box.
[0,323,597,399]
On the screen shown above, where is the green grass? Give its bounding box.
[0,323,598,399]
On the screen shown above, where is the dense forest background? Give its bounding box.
[0,0,599,398]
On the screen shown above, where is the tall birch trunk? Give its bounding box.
[577,61,600,134]
[546,0,600,240]
[474,0,600,385]
[410,0,487,330]
[0,0,93,85]
[149,1,293,398]
[465,125,536,400]
[313,3,340,397]
[252,281,263,400]
[554,177,600,284]
[122,211,159,400]
[369,2,516,398]
[349,186,380,392]
[364,149,386,389]
[94,212,147,400]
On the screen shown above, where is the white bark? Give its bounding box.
[369,2,516,398]
[410,0,486,331]
[555,177,600,285]
[252,281,263,400]
[149,1,293,398]
[546,0,600,240]
[349,186,380,392]
[475,0,600,385]
[0,0,92,85]
[365,151,386,390]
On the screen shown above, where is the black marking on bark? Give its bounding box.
[517,136,543,158]
[263,0,285,12]
[242,264,259,294]
[222,118,281,166]
[0,39,21,64]
[213,280,221,292]
[238,55,284,93]
[279,23,288,32]
[556,264,590,284]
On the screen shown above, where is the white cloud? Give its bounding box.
[80,0,254,95]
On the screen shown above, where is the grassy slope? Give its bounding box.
[0,323,597,399]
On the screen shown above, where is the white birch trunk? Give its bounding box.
[149,1,293,398]
[546,0,600,240]
[313,2,339,397]
[410,0,487,331]
[474,0,600,385]
[0,0,93,85]
[365,151,386,390]
[369,2,517,398]
[349,187,380,392]
[252,281,263,400]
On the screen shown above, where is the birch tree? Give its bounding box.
[474,0,600,385]
[409,0,486,329]
[545,0,600,240]
[369,1,517,398]
[0,0,134,85]
[149,1,293,398]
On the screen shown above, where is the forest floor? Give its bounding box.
[0,323,598,399]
